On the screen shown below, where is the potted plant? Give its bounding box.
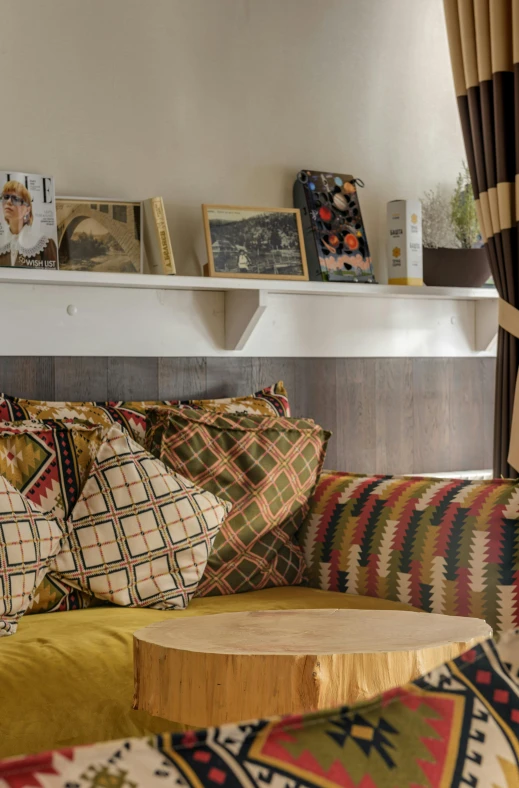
[422,163,490,287]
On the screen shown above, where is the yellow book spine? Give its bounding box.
[388,277,423,286]
[151,198,175,275]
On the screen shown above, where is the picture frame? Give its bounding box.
[56,197,143,273]
[202,204,309,281]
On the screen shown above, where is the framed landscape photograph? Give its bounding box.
[57,198,143,273]
[203,205,308,280]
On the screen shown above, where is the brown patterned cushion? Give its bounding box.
[146,407,330,597]
[0,382,291,444]
[51,426,231,608]
[0,420,108,615]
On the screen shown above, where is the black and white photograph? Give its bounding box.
[203,205,308,280]
[57,198,143,273]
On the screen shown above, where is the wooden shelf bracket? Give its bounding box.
[224,289,268,351]
[474,298,498,353]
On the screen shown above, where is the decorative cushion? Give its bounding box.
[0,475,64,636]
[0,420,108,615]
[299,471,519,633]
[0,421,105,520]
[51,425,231,608]
[497,627,519,685]
[146,407,330,597]
[3,635,518,785]
[0,382,291,444]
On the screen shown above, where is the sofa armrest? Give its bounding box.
[299,470,354,592]
[297,469,517,634]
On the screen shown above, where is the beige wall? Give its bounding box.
[2,0,464,279]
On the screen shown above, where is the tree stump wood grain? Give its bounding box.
[133,608,491,727]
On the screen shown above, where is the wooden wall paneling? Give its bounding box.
[375,359,414,475]
[0,357,54,400]
[290,360,338,469]
[54,358,109,401]
[205,358,254,399]
[412,359,452,473]
[336,360,377,473]
[448,359,485,472]
[0,357,495,475]
[107,358,159,400]
[158,359,207,400]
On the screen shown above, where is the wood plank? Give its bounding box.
[336,360,376,474]
[158,359,207,400]
[375,359,414,475]
[107,358,159,401]
[412,359,452,473]
[205,358,253,398]
[291,360,338,468]
[448,359,485,472]
[54,358,108,401]
[0,358,54,400]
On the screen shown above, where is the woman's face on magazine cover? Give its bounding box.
[2,192,27,233]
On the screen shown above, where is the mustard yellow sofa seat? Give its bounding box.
[0,586,419,759]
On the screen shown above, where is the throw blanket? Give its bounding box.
[1,635,518,787]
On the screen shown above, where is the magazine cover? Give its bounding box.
[0,172,58,269]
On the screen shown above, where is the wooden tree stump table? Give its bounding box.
[133,608,491,727]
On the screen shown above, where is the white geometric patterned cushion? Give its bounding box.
[496,628,519,687]
[50,426,231,609]
[0,475,64,636]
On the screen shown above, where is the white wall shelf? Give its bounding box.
[0,269,498,357]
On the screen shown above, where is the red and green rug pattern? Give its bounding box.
[1,634,517,787]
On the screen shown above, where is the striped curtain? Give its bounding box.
[443,0,518,477]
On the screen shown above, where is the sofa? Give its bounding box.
[1,389,517,762]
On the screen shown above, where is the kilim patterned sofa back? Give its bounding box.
[298,471,519,633]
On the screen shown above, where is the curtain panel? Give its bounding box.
[444,0,518,477]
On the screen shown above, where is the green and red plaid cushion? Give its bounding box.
[299,471,519,633]
[0,382,291,444]
[146,408,330,597]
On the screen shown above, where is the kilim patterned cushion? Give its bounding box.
[298,471,519,633]
[146,407,330,597]
[0,475,64,636]
[51,425,231,608]
[0,421,106,520]
[3,635,517,786]
[0,382,291,444]
[0,420,108,615]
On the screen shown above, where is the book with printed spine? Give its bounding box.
[143,197,176,275]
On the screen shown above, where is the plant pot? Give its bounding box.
[423,247,491,287]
